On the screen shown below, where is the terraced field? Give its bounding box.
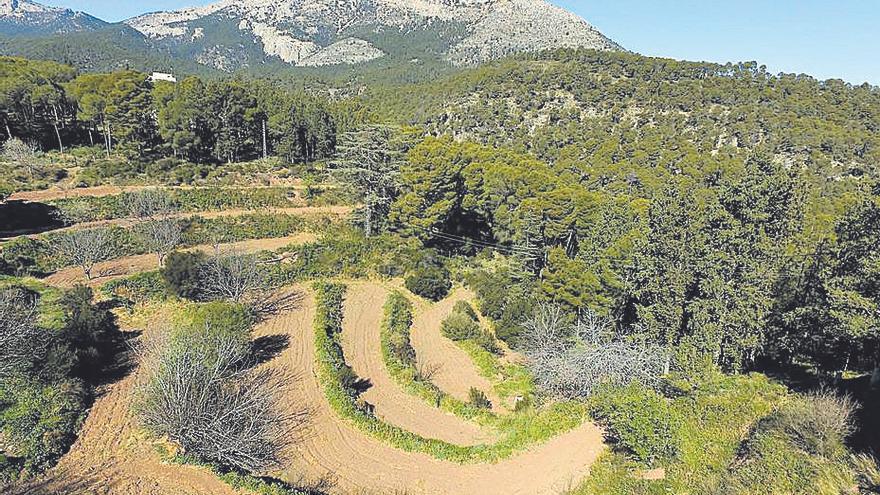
[8,187,605,495]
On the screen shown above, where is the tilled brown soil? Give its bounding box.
[257,286,606,495]
[44,234,318,288]
[340,282,493,445]
[407,287,504,412]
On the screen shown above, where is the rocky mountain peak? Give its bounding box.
[125,0,621,71]
[0,0,107,35]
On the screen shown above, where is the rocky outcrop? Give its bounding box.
[124,0,621,70]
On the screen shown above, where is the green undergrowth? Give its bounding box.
[47,186,343,223]
[1,212,338,276]
[379,291,493,423]
[313,282,591,463]
[456,340,534,401]
[572,373,790,494]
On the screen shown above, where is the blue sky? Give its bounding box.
[42,0,880,84]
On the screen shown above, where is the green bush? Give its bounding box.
[453,300,479,321]
[383,292,416,367]
[405,264,451,301]
[162,251,207,300]
[102,271,168,304]
[0,377,87,472]
[441,312,482,341]
[468,387,492,409]
[591,384,682,464]
[58,285,119,381]
[718,393,863,495]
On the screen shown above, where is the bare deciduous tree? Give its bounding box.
[2,137,42,179]
[0,288,47,379]
[134,326,306,472]
[521,303,668,399]
[124,188,176,220]
[126,189,182,266]
[137,218,182,266]
[199,252,272,305]
[51,228,113,280]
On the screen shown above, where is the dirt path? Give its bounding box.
[45,234,317,289]
[1,205,353,242]
[8,183,337,203]
[408,287,504,412]
[340,282,493,446]
[12,317,240,495]
[257,286,606,495]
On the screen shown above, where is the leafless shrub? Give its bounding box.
[124,188,176,220]
[3,137,41,178]
[852,453,880,491]
[415,361,442,382]
[51,227,113,280]
[134,326,306,472]
[0,287,46,379]
[778,389,858,457]
[126,189,182,266]
[199,252,275,307]
[521,303,667,399]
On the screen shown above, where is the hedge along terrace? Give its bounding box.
[45,186,324,223]
[98,226,413,306]
[313,282,592,463]
[380,291,493,422]
[0,212,338,276]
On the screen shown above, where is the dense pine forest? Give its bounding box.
[1,47,879,494]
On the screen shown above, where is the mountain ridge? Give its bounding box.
[0,0,622,73]
[0,0,107,36]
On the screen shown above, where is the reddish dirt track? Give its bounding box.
[256,286,607,495]
[407,287,504,412]
[45,234,318,289]
[340,282,493,445]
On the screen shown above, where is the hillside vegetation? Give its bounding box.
[1,48,879,494]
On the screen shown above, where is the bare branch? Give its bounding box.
[521,303,668,399]
[51,228,113,280]
[0,288,47,380]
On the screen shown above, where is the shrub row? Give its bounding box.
[48,187,302,223]
[1,212,326,276]
[379,292,491,422]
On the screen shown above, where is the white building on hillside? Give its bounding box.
[150,72,177,83]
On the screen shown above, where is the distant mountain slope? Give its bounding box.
[0,24,217,75]
[125,0,622,71]
[0,0,107,36]
[0,0,622,78]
